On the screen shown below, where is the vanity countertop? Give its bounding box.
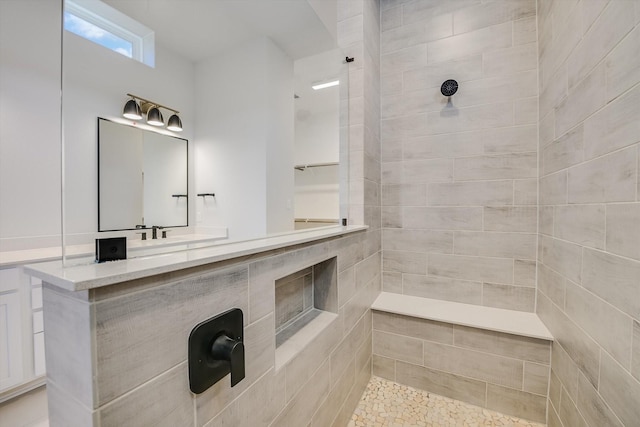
[0,234,224,268]
[25,225,367,292]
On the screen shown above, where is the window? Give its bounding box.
[64,0,155,67]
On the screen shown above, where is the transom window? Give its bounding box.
[64,0,155,67]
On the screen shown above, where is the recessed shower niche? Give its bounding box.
[274,257,338,369]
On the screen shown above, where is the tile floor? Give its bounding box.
[349,376,546,427]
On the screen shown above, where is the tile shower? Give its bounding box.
[5,0,639,426]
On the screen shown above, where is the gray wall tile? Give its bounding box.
[373,330,423,365]
[428,254,514,284]
[402,273,483,305]
[453,325,550,364]
[372,311,453,344]
[598,352,640,427]
[482,282,535,312]
[606,203,640,261]
[554,204,605,249]
[486,383,547,423]
[523,362,550,396]
[395,361,487,407]
[565,282,633,369]
[100,363,193,427]
[582,248,640,319]
[568,146,637,204]
[484,207,537,233]
[422,341,524,389]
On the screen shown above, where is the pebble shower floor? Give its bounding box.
[349,376,546,427]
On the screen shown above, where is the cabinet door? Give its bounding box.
[0,292,23,390]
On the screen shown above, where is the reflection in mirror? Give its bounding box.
[98,118,187,231]
[62,0,346,261]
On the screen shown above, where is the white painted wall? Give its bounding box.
[195,37,294,241]
[0,0,62,251]
[62,32,195,242]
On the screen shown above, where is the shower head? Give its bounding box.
[440,79,458,97]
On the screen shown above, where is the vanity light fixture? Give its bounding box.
[123,98,142,120]
[146,105,164,126]
[167,114,183,132]
[312,80,339,90]
[122,93,183,131]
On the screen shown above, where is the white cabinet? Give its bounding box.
[0,268,24,391]
[0,267,46,398]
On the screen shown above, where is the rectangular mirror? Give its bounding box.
[98,118,188,231]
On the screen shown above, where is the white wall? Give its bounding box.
[0,0,62,251]
[63,33,195,241]
[195,37,294,241]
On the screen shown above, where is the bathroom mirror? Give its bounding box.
[97,118,188,231]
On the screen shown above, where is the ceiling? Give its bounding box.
[103,0,337,63]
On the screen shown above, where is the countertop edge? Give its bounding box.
[25,226,368,292]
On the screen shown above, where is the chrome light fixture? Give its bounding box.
[123,98,142,120]
[122,93,183,131]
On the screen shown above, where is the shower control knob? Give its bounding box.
[211,334,245,387]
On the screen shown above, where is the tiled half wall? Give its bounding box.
[42,232,380,427]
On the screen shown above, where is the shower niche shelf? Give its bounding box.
[274,257,338,370]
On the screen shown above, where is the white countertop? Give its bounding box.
[372,292,553,341]
[25,225,367,292]
[0,234,224,268]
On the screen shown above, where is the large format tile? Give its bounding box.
[583,85,640,160]
[454,152,537,181]
[382,250,426,274]
[403,206,483,231]
[453,0,535,34]
[100,363,193,427]
[575,371,624,427]
[428,254,513,284]
[395,361,487,407]
[422,341,524,389]
[598,352,640,427]
[373,311,453,344]
[486,383,547,423]
[42,285,94,409]
[482,283,535,312]
[605,25,640,100]
[427,180,513,206]
[483,207,537,232]
[567,0,635,89]
[402,273,483,305]
[565,281,632,369]
[94,266,249,405]
[381,12,452,54]
[454,231,536,260]
[453,325,550,364]
[536,293,600,387]
[582,247,640,319]
[427,22,512,64]
[568,145,637,204]
[606,203,640,261]
[373,330,423,365]
[554,204,605,249]
[382,229,453,253]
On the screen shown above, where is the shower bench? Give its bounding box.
[371,291,554,424]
